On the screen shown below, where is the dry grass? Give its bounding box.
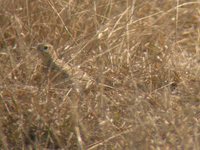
[0,0,200,149]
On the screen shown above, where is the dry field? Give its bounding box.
[0,0,200,149]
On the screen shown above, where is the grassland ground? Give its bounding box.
[0,0,200,149]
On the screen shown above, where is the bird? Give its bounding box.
[33,43,94,91]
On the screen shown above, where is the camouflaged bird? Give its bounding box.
[34,43,94,90]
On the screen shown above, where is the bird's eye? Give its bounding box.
[43,45,48,51]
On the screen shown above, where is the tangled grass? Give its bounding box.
[0,0,200,149]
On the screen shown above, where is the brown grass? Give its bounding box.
[0,0,200,149]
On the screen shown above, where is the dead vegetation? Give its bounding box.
[0,0,200,149]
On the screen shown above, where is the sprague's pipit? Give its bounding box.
[33,43,94,91]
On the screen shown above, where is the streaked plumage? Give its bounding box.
[35,43,94,90]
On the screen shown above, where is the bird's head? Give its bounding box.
[36,43,53,58]
[36,43,52,53]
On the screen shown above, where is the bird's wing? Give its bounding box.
[55,59,94,89]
